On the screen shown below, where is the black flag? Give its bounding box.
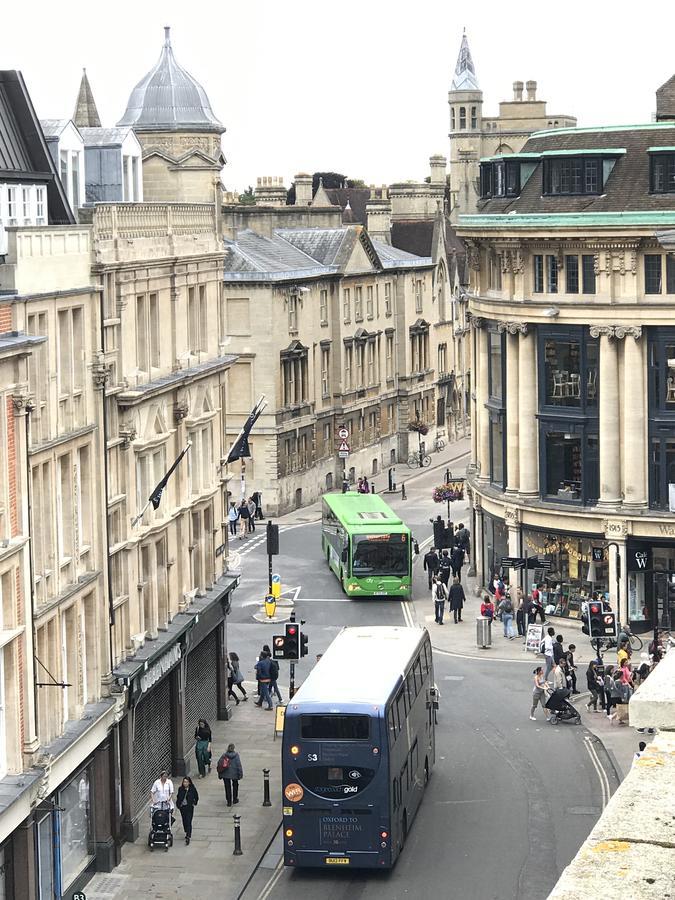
[226,396,267,464]
[149,443,191,510]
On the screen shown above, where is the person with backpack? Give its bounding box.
[228,652,248,702]
[269,654,283,703]
[431,575,447,625]
[254,652,274,710]
[480,594,495,621]
[227,502,239,537]
[497,592,515,639]
[448,576,466,624]
[217,743,243,806]
[438,549,452,588]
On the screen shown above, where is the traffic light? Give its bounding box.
[267,522,280,556]
[588,601,604,638]
[284,622,299,660]
[300,630,309,658]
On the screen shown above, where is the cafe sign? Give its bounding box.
[139,644,182,696]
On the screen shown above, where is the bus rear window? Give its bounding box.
[300,714,370,740]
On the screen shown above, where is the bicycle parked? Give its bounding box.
[407,451,431,469]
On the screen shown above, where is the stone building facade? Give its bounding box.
[220,203,437,514]
[448,32,576,221]
[458,102,675,634]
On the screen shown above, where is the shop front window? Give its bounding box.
[482,514,509,583]
[541,427,599,503]
[523,530,608,618]
[649,436,675,511]
[36,811,54,900]
[541,330,598,410]
[648,329,675,509]
[0,842,9,900]
[59,769,94,889]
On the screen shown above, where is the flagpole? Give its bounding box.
[131,440,192,528]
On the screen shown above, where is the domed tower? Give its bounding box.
[117,26,225,202]
[448,30,483,220]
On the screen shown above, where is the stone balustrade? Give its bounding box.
[0,226,93,294]
[92,202,217,241]
[549,648,675,899]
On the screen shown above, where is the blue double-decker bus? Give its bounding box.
[281,626,436,869]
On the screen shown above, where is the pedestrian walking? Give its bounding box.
[565,644,579,693]
[551,658,566,691]
[194,719,212,778]
[228,652,248,701]
[497,592,515,638]
[150,770,175,821]
[438,549,452,588]
[448,577,465,624]
[585,659,604,712]
[176,777,199,844]
[217,743,243,807]
[227,501,239,536]
[362,476,370,493]
[619,659,634,702]
[238,499,250,537]
[543,627,555,679]
[253,490,264,519]
[431,576,447,624]
[455,522,471,562]
[269,654,283,703]
[255,652,274,710]
[450,544,465,581]
[516,591,526,636]
[604,666,622,720]
[530,666,550,721]
[529,585,546,624]
[423,546,440,590]
[247,496,257,532]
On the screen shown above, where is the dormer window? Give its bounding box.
[543,157,602,195]
[649,151,675,193]
[479,160,520,199]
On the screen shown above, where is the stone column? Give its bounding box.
[475,321,490,482]
[622,327,647,508]
[501,326,522,494]
[593,327,621,504]
[518,328,538,496]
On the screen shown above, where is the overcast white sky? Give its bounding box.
[2,0,674,192]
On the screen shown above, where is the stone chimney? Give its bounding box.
[429,155,447,185]
[366,189,392,245]
[526,80,537,101]
[254,176,287,207]
[513,80,524,102]
[294,173,313,206]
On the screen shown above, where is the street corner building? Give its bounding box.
[458,68,675,637]
[220,187,454,515]
[0,30,240,898]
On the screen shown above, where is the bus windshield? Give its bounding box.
[352,534,408,577]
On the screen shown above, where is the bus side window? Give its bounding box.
[392,779,399,811]
[413,658,423,695]
[410,739,418,776]
[387,708,397,748]
[401,760,409,792]
[406,670,416,704]
[396,691,407,731]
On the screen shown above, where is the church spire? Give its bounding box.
[451,30,479,92]
[73,68,101,128]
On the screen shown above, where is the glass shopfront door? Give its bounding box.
[36,811,54,900]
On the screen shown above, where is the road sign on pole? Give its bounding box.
[338,426,349,440]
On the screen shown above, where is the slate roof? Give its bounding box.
[451,32,479,92]
[40,118,70,138]
[79,126,134,147]
[324,188,370,225]
[222,226,431,282]
[73,69,101,128]
[476,123,675,216]
[118,27,223,133]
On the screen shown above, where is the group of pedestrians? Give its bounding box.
[227,494,262,539]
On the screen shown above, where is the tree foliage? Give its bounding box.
[238,186,256,205]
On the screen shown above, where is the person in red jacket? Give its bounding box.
[480,596,495,621]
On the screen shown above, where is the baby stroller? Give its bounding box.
[148,800,174,851]
[545,687,581,725]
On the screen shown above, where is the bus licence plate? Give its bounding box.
[374,591,387,596]
[325,857,350,865]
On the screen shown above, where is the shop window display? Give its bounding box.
[523,530,608,618]
[59,769,94,888]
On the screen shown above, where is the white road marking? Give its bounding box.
[583,736,611,810]
[443,675,465,681]
[432,645,533,664]
[257,855,285,900]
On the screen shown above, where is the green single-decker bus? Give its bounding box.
[321,492,412,598]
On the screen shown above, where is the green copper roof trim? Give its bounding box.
[539,148,626,157]
[479,152,542,163]
[648,147,675,153]
[458,211,675,229]
[531,122,675,138]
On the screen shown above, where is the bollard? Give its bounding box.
[445,467,451,484]
[371,482,375,494]
[401,482,407,500]
[233,814,243,855]
[262,768,271,807]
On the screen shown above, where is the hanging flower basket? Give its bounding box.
[408,419,429,436]
[432,483,463,503]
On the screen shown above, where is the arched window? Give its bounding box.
[451,108,456,130]
[459,107,466,129]
[471,106,477,129]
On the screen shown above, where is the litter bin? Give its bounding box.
[476,616,492,649]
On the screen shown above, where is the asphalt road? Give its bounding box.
[228,462,615,900]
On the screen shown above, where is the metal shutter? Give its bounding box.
[132,676,172,816]
[184,629,219,756]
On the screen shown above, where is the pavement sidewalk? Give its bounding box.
[85,682,282,900]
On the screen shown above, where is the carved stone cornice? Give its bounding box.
[497,320,528,335]
[469,315,486,329]
[173,399,189,423]
[589,325,642,340]
[12,384,34,414]
[119,422,137,449]
[91,350,111,389]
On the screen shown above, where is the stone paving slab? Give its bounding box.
[85,683,282,900]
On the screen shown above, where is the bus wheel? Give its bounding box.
[424,758,430,786]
